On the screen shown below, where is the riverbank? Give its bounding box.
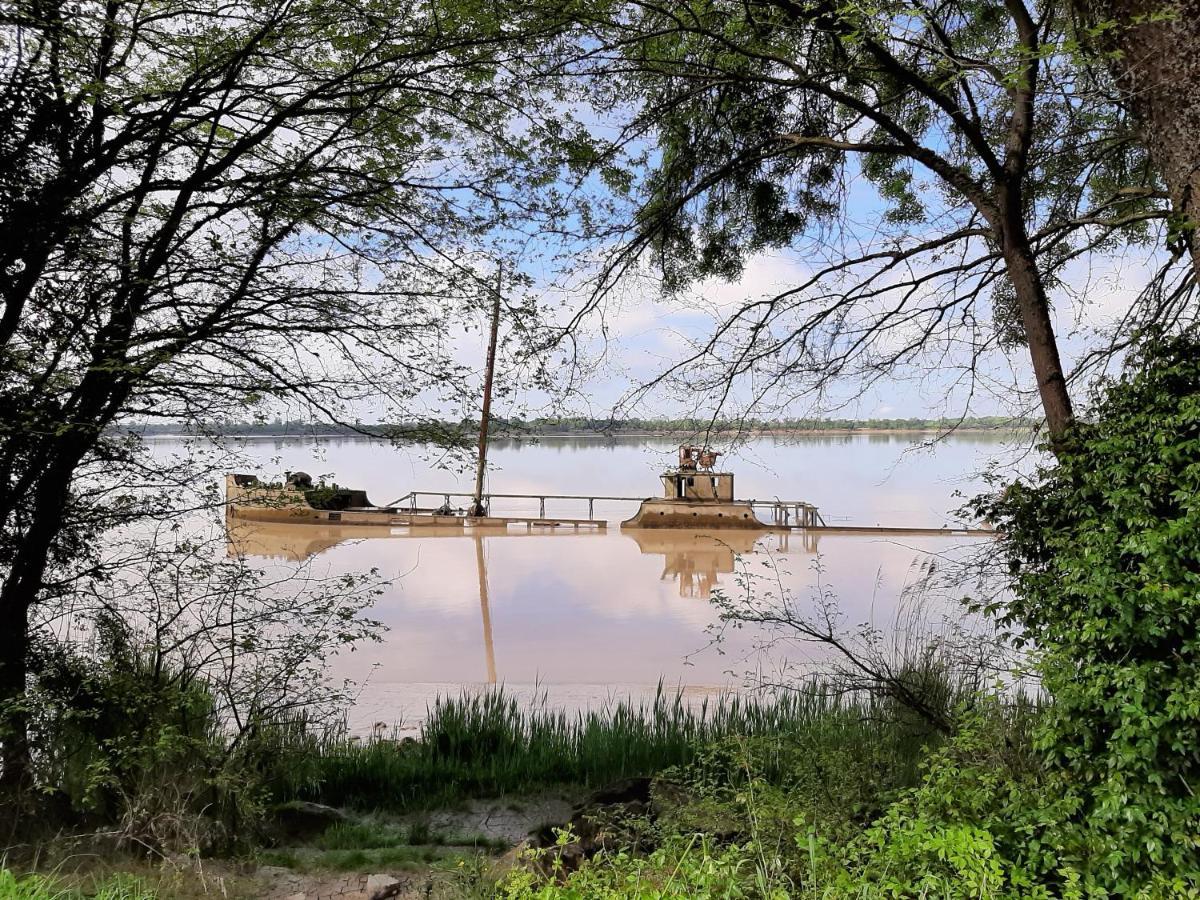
[2,676,1032,900]
[3,680,967,898]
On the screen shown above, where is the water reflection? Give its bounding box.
[474,534,497,684]
[228,518,814,601]
[226,519,574,560]
[626,529,815,597]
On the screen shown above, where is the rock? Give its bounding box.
[366,874,410,900]
[270,800,348,841]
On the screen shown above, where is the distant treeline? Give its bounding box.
[131,415,1035,438]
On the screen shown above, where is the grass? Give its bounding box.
[0,871,156,900]
[269,681,945,811]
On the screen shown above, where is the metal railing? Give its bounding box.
[753,500,826,528]
[387,490,826,527]
[388,490,644,521]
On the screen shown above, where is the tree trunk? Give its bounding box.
[0,593,31,806]
[1003,231,1075,440]
[1078,0,1200,274]
[0,436,93,804]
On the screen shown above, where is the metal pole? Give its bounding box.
[470,267,503,518]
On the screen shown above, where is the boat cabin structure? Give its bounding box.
[621,445,820,530]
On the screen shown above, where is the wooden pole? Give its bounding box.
[470,268,502,518]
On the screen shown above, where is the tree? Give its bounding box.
[1072,0,1200,277]
[554,0,1168,437]
[976,332,1200,890]
[0,0,566,800]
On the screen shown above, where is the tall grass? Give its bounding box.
[268,681,944,810]
[0,871,155,900]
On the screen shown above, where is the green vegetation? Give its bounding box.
[0,871,155,900]
[494,703,1042,899]
[977,332,1200,892]
[278,684,922,811]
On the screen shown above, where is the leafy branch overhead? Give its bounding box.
[548,0,1176,434]
[0,0,581,798]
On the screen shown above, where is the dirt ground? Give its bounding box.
[30,793,577,899]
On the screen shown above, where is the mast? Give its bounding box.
[469,267,502,517]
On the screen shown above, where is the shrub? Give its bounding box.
[23,618,322,853]
[977,333,1200,893]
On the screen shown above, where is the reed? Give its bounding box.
[270,681,937,810]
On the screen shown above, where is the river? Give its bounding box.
[151,432,1021,731]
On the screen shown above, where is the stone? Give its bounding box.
[366,874,410,900]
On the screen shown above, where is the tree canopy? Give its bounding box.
[545,0,1176,434]
[0,0,574,799]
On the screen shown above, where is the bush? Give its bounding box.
[24,618,320,853]
[977,333,1200,893]
[843,704,1077,899]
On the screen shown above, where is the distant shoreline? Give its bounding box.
[137,425,1032,441]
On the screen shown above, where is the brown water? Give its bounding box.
[168,433,1017,730]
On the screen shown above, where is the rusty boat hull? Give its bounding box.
[620,497,768,529]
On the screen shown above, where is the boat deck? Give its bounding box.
[394,513,606,530]
[229,482,990,536]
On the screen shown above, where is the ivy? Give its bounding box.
[977,332,1200,892]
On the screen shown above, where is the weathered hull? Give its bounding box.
[227,504,465,527]
[620,498,768,529]
[225,478,604,530]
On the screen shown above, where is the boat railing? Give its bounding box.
[387,490,646,521]
[752,500,827,528]
[387,490,826,527]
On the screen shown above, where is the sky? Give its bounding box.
[465,231,1167,426]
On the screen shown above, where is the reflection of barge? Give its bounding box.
[621,446,823,530]
[626,528,765,596]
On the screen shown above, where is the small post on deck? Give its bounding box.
[469,267,502,518]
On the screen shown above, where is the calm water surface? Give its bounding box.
[161,434,1020,730]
